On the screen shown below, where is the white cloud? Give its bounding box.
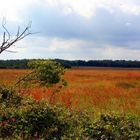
[0,0,38,22]
[44,0,140,18]
[1,36,140,60]
[0,0,139,22]
[102,45,140,60]
[44,0,100,18]
[120,3,140,16]
[47,38,89,52]
[0,0,139,21]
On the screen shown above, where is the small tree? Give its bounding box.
[28,60,66,87]
[0,19,67,104]
[16,60,67,103]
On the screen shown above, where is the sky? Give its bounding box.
[0,0,140,60]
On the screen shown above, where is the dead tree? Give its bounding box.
[0,19,32,54]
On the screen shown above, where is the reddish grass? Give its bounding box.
[0,68,140,115]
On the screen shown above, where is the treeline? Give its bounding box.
[1,59,140,69]
[0,59,28,69]
[55,59,140,68]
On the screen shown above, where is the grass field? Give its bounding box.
[0,68,140,116]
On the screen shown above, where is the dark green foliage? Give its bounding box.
[15,60,67,103]
[1,59,140,69]
[87,113,140,140]
[28,60,66,87]
[0,87,89,139]
[0,88,140,139]
[47,59,140,68]
[20,104,69,139]
[0,59,28,69]
[0,86,22,107]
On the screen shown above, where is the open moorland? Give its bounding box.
[1,68,140,116]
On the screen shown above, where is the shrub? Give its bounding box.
[0,89,140,140]
[16,60,67,103]
[87,113,140,140]
[0,87,90,139]
[0,85,22,107]
[27,60,66,87]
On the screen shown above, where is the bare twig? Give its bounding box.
[0,19,33,54]
[14,71,34,87]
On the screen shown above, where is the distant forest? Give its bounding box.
[1,59,140,69]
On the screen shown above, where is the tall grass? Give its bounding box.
[0,68,140,115]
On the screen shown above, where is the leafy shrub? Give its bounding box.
[0,85,22,107]
[27,60,66,87]
[16,60,67,103]
[0,87,90,139]
[87,113,140,140]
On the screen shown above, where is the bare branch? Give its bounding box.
[16,26,20,37]
[2,18,10,43]
[0,19,33,54]
[4,50,17,53]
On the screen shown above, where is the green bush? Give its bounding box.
[87,113,140,140]
[1,74,140,139]
[0,87,140,139]
[27,60,66,87]
[16,60,67,103]
[0,85,22,107]
[0,87,89,139]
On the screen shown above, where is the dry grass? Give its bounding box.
[0,68,140,115]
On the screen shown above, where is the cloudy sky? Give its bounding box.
[0,0,140,60]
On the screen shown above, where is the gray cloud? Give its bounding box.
[1,0,140,60]
[19,4,140,49]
